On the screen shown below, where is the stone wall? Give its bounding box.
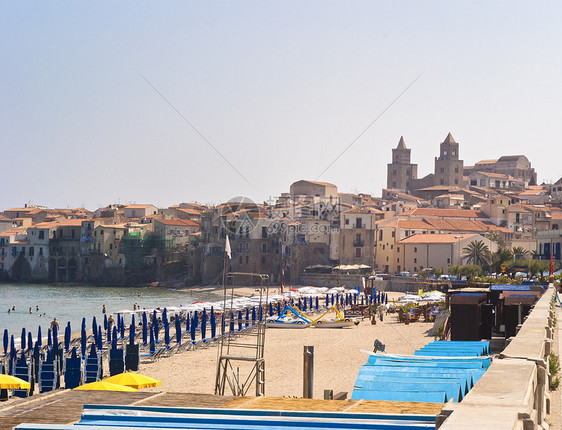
[437,286,556,430]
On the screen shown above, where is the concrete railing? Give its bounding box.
[437,286,556,430]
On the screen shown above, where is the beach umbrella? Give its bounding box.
[131,314,136,332]
[27,331,33,353]
[251,307,256,323]
[120,316,125,339]
[64,326,70,351]
[258,305,263,321]
[53,324,59,350]
[153,311,159,342]
[303,298,307,311]
[142,312,148,346]
[193,311,198,329]
[37,326,42,347]
[107,322,112,344]
[0,374,31,390]
[21,328,26,351]
[237,310,243,331]
[210,310,216,339]
[345,294,349,306]
[277,301,281,316]
[149,326,155,354]
[385,293,388,305]
[81,325,87,358]
[164,322,170,347]
[190,314,196,343]
[175,317,181,345]
[104,372,162,389]
[201,310,207,340]
[269,302,273,316]
[70,347,77,359]
[10,334,16,358]
[97,326,103,350]
[92,316,97,337]
[298,298,302,310]
[112,326,118,350]
[185,312,190,333]
[325,294,329,308]
[103,314,108,331]
[229,312,235,332]
[129,323,135,345]
[315,296,319,310]
[45,348,53,363]
[3,330,11,356]
[245,307,249,327]
[74,380,138,392]
[162,308,168,325]
[220,313,225,336]
[47,328,52,348]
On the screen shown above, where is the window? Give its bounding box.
[391,231,395,238]
[356,218,362,228]
[440,167,444,173]
[39,231,45,240]
[379,231,383,241]
[355,248,361,257]
[239,256,243,264]
[443,150,447,156]
[470,179,477,186]
[261,227,267,239]
[246,256,249,264]
[440,179,445,185]
[397,258,400,263]
[397,247,400,252]
[261,243,267,253]
[29,247,34,256]
[39,247,43,256]
[414,247,417,253]
[345,218,349,225]
[516,213,520,223]
[393,169,397,176]
[414,258,417,263]
[447,258,450,264]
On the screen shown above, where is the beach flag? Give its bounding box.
[551,254,554,276]
[225,235,232,259]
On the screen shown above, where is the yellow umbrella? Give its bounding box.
[104,372,162,389]
[73,380,138,392]
[0,374,31,390]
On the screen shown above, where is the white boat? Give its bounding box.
[313,318,358,328]
[266,317,310,329]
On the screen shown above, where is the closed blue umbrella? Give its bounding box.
[162,308,168,325]
[164,322,170,347]
[129,323,135,345]
[229,312,235,332]
[237,310,243,331]
[81,325,87,358]
[142,312,148,346]
[175,317,181,345]
[37,326,42,347]
[315,296,319,310]
[112,326,118,350]
[92,316,97,337]
[52,324,58,350]
[210,309,216,339]
[27,331,33,353]
[153,311,159,342]
[201,310,207,340]
[220,313,225,336]
[64,326,70,351]
[149,326,155,354]
[3,329,8,355]
[48,328,52,348]
[121,317,126,339]
[21,327,26,351]
[385,293,388,305]
[277,301,281,316]
[10,334,16,356]
[325,294,329,308]
[298,298,302,310]
[107,321,112,344]
[190,314,196,343]
[185,312,190,333]
[245,307,249,327]
[269,302,274,316]
[303,298,307,311]
[251,307,256,323]
[361,295,364,305]
[193,311,198,329]
[104,314,108,331]
[70,346,77,359]
[97,326,103,350]
[81,317,86,330]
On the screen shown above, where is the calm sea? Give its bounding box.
[0,284,220,343]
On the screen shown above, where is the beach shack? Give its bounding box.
[450,292,487,341]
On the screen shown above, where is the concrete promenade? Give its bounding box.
[437,286,557,429]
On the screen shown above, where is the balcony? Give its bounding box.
[353,240,364,247]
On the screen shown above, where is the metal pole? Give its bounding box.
[303,345,314,398]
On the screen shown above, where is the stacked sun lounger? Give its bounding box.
[353,341,491,403]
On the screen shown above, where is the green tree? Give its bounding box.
[512,247,530,260]
[462,240,491,267]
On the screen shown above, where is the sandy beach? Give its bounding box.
[140,289,436,399]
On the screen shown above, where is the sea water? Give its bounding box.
[0,283,220,345]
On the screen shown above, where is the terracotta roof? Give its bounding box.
[176,208,202,215]
[397,220,433,229]
[400,208,483,219]
[295,180,337,187]
[0,228,26,237]
[475,159,498,165]
[473,171,515,180]
[398,233,480,244]
[550,213,562,221]
[342,207,374,215]
[155,219,199,227]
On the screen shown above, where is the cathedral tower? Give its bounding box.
[386,136,418,192]
[434,133,464,187]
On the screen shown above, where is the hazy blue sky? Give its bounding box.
[2,1,561,211]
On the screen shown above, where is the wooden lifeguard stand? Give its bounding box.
[214,272,269,396]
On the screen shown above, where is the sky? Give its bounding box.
[2,1,562,211]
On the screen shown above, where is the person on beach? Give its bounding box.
[29,307,33,314]
[36,305,39,312]
[108,314,115,329]
[51,317,59,330]
[12,306,15,311]
[102,305,106,314]
[7,309,10,314]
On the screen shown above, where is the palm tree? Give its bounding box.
[462,240,491,267]
[512,247,530,260]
